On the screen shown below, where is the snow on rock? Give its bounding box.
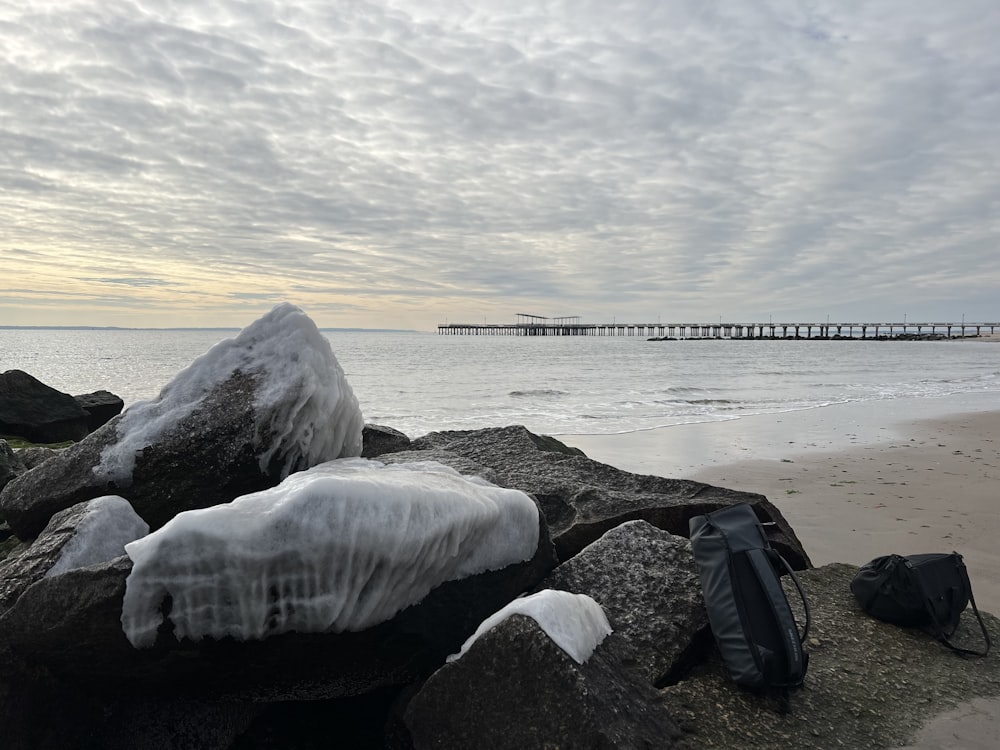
[447,589,612,665]
[94,302,363,485]
[46,495,149,577]
[121,459,540,648]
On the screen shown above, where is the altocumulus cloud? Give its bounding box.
[1,0,999,328]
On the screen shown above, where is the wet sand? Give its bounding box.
[563,393,1000,613]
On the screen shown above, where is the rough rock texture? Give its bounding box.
[379,448,500,485]
[15,445,60,471]
[662,563,1000,750]
[537,520,710,686]
[0,499,144,614]
[361,424,412,458]
[73,390,125,433]
[404,614,685,750]
[0,439,25,493]
[0,369,90,444]
[407,425,809,567]
[1,372,295,539]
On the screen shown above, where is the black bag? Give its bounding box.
[689,503,810,690]
[850,552,991,657]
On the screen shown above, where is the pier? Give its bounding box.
[438,315,998,339]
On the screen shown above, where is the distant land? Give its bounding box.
[0,326,421,333]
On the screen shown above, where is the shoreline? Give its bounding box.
[564,392,1000,614]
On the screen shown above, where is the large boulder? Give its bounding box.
[0,370,90,444]
[403,614,685,749]
[0,304,365,539]
[406,425,810,567]
[537,520,710,686]
[73,390,125,433]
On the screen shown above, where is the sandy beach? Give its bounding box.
[564,392,1000,614]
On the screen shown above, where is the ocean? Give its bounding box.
[2,327,998,445]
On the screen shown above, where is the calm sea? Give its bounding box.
[1,328,998,440]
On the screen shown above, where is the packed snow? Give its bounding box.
[120,459,540,648]
[45,495,149,577]
[447,589,612,665]
[94,302,363,484]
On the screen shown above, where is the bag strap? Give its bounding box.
[747,548,810,682]
[909,556,991,658]
[767,549,812,644]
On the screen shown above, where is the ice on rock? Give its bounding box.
[120,459,540,648]
[447,589,612,665]
[94,302,363,485]
[46,496,149,577]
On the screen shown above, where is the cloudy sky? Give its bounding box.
[2,0,999,330]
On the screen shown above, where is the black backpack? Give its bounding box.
[689,503,811,690]
[850,552,991,657]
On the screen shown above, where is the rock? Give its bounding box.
[659,563,1000,749]
[362,423,412,458]
[13,445,60,471]
[379,448,500,485]
[403,614,684,749]
[0,305,365,539]
[0,499,556,701]
[0,370,90,444]
[407,425,810,567]
[0,496,147,615]
[73,390,125,432]
[537,520,710,686]
[0,439,26,494]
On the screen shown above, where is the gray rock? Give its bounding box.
[0,496,146,615]
[14,445,59,471]
[408,425,810,567]
[362,423,412,458]
[404,614,684,749]
[379,447,500,485]
[538,520,709,686]
[0,440,26,493]
[73,390,125,433]
[0,370,89,444]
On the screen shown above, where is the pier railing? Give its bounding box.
[437,321,999,338]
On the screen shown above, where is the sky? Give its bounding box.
[2,1,999,331]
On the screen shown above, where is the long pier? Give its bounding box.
[437,321,999,339]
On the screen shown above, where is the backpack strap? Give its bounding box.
[746,548,809,683]
[910,557,991,658]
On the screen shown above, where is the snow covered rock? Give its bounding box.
[0,303,364,539]
[448,589,611,665]
[404,613,684,750]
[0,496,147,614]
[121,459,540,648]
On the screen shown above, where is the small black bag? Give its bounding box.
[850,552,991,657]
[689,503,810,691]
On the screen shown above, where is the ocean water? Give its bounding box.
[1,328,998,441]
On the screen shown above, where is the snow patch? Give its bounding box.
[46,496,149,577]
[94,302,363,485]
[447,589,612,665]
[120,459,540,648]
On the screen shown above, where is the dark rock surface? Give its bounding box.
[73,389,125,432]
[362,423,412,458]
[0,369,90,444]
[0,439,25,494]
[404,614,685,750]
[407,425,809,567]
[537,520,710,686]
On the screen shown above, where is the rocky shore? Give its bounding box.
[1,305,997,749]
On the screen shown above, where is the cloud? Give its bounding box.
[1,0,999,328]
